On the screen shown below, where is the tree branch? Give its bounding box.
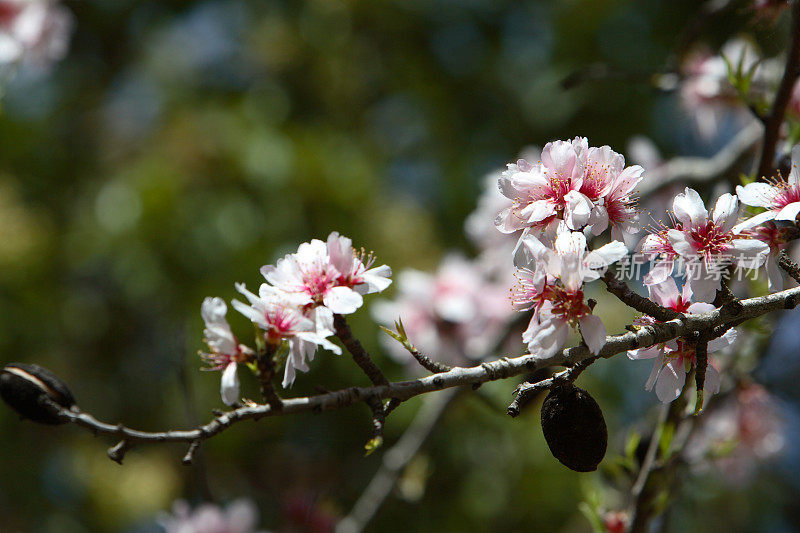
[507,357,597,418]
[256,348,283,411]
[40,281,800,462]
[757,0,800,179]
[334,314,389,386]
[637,120,762,197]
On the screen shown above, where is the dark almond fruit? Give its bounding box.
[541,383,607,472]
[0,363,76,425]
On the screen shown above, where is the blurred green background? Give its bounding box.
[1,0,798,531]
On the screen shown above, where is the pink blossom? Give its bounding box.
[371,254,514,367]
[495,138,643,248]
[0,0,72,67]
[649,187,768,302]
[201,297,247,406]
[736,144,800,230]
[326,232,393,296]
[628,278,735,403]
[158,498,268,533]
[514,231,628,358]
[261,232,391,316]
[495,137,589,237]
[639,227,678,285]
[738,221,798,290]
[232,283,341,388]
[579,146,644,242]
[465,146,541,280]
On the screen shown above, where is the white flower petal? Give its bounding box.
[541,140,577,177]
[643,258,674,286]
[231,299,265,327]
[788,145,800,186]
[554,230,586,256]
[672,188,708,228]
[628,345,661,361]
[708,327,737,352]
[685,272,719,303]
[775,202,800,222]
[220,363,240,406]
[729,238,769,267]
[732,210,778,233]
[703,363,721,397]
[655,360,686,403]
[667,228,695,257]
[584,240,628,270]
[494,206,527,233]
[765,253,783,292]
[586,204,609,236]
[578,314,606,355]
[736,182,778,208]
[327,231,354,275]
[644,354,665,391]
[322,286,364,315]
[647,277,679,307]
[686,302,714,314]
[519,199,557,224]
[357,265,393,294]
[563,190,593,230]
[613,165,644,196]
[525,318,569,359]
[711,193,739,232]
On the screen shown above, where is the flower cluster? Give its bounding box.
[512,231,627,358]
[0,0,72,69]
[495,137,643,245]
[640,187,768,302]
[201,232,391,405]
[492,135,793,404]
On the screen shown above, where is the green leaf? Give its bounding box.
[380,325,403,344]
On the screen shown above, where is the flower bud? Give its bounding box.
[0,363,76,425]
[540,383,607,472]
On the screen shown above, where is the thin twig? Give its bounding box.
[693,333,710,414]
[507,357,597,418]
[408,348,452,374]
[256,348,283,411]
[637,120,762,197]
[757,0,800,179]
[35,281,800,462]
[628,376,692,533]
[334,314,389,386]
[364,396,386,453]
[631,404,669,499]
[336,389,460,533]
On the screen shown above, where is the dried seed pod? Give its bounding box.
[540,383,607,472]
[0,363,75,425]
